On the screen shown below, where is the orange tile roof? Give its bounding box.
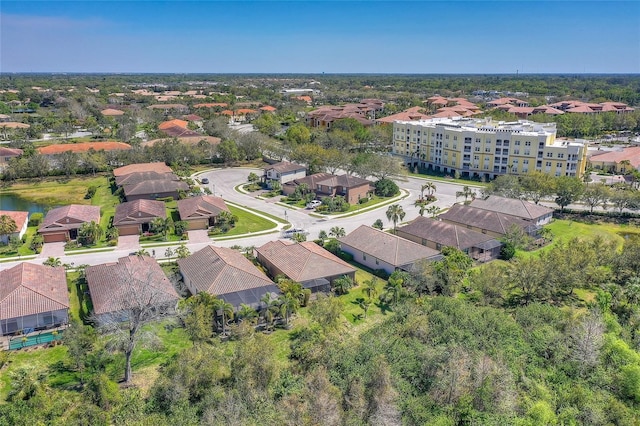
[589,146,640,169]
[260,105,277,112]
[194,102,228,108]
[220,110,234,116]
[113,162,173,177]
[0,122,30,129]
[101,108,124,116]
[236,108,257,114]
[296,96,312,103]
[158,119,188,130]
[37,142,131,155]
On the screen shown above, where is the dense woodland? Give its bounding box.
[2,74,640,424]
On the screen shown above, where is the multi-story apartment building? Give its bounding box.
[392,117,587,179]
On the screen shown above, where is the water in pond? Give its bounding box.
[0,193,51,214]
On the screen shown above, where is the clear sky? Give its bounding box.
[1,1,639,74]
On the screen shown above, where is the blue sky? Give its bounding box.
[1,1,639,73]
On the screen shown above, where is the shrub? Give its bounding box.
[174,221,188,236]
[28,212,43,227]
[374,178,399,197]
[156,196,174,203]
[358,197,369,204]
[500,241,516,260]
[85,186,97,199]
[337,251,353,262]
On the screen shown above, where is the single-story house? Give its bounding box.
[177,195,230,230]
[37,142,132,156]
[439,204,540,239]
[38,205,101,243]
[85,255,179,325]
[113,199,166,236]
[0,263,69,336]
[469,195,554,226]
[178,245,279,310]
[396,217,502,263]
[114,171,181,187]
[283,173,373,204]
[113,162,173,178]
[0,147,23,169]
[588,146,640,174]
[263,161,306,188]
[256,240,356,293]
[339,225,442,275]
[122,179,189,201]
[0,210,29,244]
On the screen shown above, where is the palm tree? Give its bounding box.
[332,275,354,295]
[415,199,427,216]
[213,299,234,335]
[278,293,299,327]
[134,248,149,257]
[455,185,476,203]
[386,204,406,232]
[421,182,436,199]
[43,257,62,267]
[426,205,440,218]
[151,217,173,241]
[260,293,279,331]
[363,277,379,301]
[358,298,371,319]
[329,226,346,238]
[318,230,328,243]
[382,275,403,306]
[237,304,258,324]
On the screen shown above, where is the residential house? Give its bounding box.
[263,161,307,188]
[589,146,640,174]
[38,205,101,243]
[0,263,69,336]
[146,104,189,114]
[439,204,540,238]
[396,217,502,263]
[101,108,124,117]
[122,179,189,201]
[0,210,29,244]
[177,195,230,230]
[114,171,181,187]
[178,245,279,310]
[85,255,179,324]
[37,142,131,156]
[113,162,173,178]
[0,147,22,169]
[282,172,373,204]
[339,225,442,275]
[256,240,356,293]
[113,199,167,236]
[469,195,554,226]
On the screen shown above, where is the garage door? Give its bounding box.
[117,225,140,236]
[187,219,208,230]
[43,233,67,243]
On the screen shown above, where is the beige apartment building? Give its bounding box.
[392,117,587,179]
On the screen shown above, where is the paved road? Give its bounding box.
[0,168,476,271]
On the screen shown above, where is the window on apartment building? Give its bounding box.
[557,162,562,167]
[546,162,552,167]
[515,140,521,145]
[454,136,457,140]
[514,149,520,155]
[484,165,489,170]
[525,141,531,146]
[363,253,367,260]
[474,155,479,160]
[524,150,530,156]
[475,138,481,143]
[513,159,518,164]
[558,153,564,158]
[475,147,480,152]
[523,159,529,164]
[485,148,491,153]
[453,145,457,150]
[446,134,449,139]
[523,168,528,173]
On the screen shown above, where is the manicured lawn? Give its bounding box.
[0,174,112,206]
[217,205,277,236]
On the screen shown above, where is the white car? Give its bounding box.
[281,228,310,239]
[306,200,322,209]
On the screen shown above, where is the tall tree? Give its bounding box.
[555,176,585,212]
[385,204,405,231]
[0,214,17,239]
[581,183,611,214]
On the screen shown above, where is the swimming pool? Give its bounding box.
[9,330,64,350]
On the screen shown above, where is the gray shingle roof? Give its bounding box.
[256,240,355,283]
[178,245,276,299]
[113,162,173,177]
[469,195,552,221]
[113,200,166,226]
[316,174,372,189]
[177,195,229,220]
[85,255,179,316]
[0,263,69,320]
[339,225,441,267]
[115,171,179,187]
[123,180,189,197]
[397,217,500,251]
[266,161,306,174]
[439,204,538,235]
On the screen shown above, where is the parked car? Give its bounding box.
[306,200,322,209]
[281,228,309,239]
[201,177,210,184]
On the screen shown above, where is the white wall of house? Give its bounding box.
[340,243,396,275]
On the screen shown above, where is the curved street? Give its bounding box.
[0,168,476,271]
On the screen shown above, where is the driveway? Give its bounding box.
[117,235,140,251]
[187,229,211,244]
[38,242,65,258]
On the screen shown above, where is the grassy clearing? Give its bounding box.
[221,205,276,236]
[0,175,111,206]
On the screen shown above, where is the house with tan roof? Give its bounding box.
[0,263,69,336]
[113,199,166,236]
[114,171,180,187]
[260,106,277,112]
[113,162,173,177]
[264,161,307,188]
[38,205,101,243]
[0,210,29,244]
[101,108,125,117]
[146,104,188,114]
[178,245,279,309]
[282,172,373,204]
[589,146,640,174]
[339,225,442,275]
[439,204,540,238]
[256,240,356,293]
[122,179,189,202]
[0,147,22,169]
[177,195,230,230]
[396,217,501,263]
[85,255,179,324]
[37,142,131,156]
[194,103,228,108]
[469,195,554,225]
[158,119,188,130]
